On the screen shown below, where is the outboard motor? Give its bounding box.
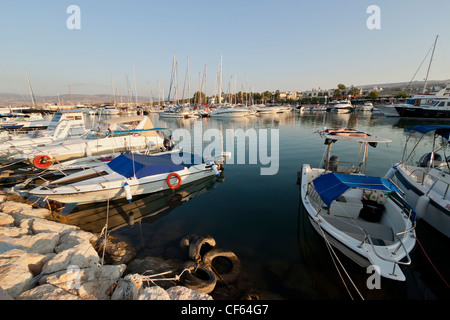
[163,135,175,151]
[328,155,339,172]
[418,152,441,167]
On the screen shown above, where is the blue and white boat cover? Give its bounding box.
[313,172,402,207]
[107,153,204,179]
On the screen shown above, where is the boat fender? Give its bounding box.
[180,261,217,294]
[166,172,182,189]
[211,163,220,177]
[123,181,132,203]
[33,155,53,169]
[384,166,397,180]
[202,248,242,284]
[415,195,429,219]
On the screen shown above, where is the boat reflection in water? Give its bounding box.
[66,175,223,234]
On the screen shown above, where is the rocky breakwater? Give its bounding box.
[0,195,212,300]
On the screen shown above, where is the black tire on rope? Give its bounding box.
[179,234,216,263]
[202,248,241,284]
[180,261,217,294]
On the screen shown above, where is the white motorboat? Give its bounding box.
[13,116,165,166]
[0,109,88,159]
[159,107,188,118]
[326,100,353,113]
[209,105,250,118]
[256,105,282,114]
[357,102,374,112]
[0,113,50,131]
[100,106,120,115]
[29,151,225,204]
[300,128,416,281]
[385,125,450,237]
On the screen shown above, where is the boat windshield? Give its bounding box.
[81,130,110,139]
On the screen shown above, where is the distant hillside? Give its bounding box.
[2,79,449,106]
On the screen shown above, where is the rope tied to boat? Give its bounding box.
[413,235,449,289]
[316,222,365,300]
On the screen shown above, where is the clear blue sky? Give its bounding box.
[0,0,449,98]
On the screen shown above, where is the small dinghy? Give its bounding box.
[29,152,225,204]
[300,129,416,281]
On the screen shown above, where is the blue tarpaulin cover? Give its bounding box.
[408,125,450,140]
[107,153,204,179]
[313,173,402,207]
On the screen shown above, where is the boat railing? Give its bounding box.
[365,233,413,277]
[407,166,450,199]
[305,182,327,215]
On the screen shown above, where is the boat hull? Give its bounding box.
[393,165,450,237]
[300,164,416,281]
[29,166,217,204]
[395,106,450,118]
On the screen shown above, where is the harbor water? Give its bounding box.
[64,111,449,300]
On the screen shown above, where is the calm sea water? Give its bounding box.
[67,110,449,300]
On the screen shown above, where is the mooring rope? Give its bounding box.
[413,235,449,288]
[317,222,365,300]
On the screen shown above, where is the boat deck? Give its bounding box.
[321,214,394,246]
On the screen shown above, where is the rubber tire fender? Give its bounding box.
[180,234,216,262]
[180,261,217,294]
[202,248,241,284]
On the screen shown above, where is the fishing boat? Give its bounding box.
[28,151,225,204]
[0,110,88,159]
[326,100,353,113]
[300,128,416,281]
[12,116,165,166]
[385,125,450,237]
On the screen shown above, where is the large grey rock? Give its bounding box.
[0,213,14,227]
[110,273,143,300]
[0,249,49,298]
[0,201,49,224]
[166,286,213,300]
[42,243,99,275]
[55,230,97,254]
[16,284,80,300]
[13,232,59,255]
[0,226,29,238]
[46,264,126,300]
[138,286,170,300]
[30,218,78,236]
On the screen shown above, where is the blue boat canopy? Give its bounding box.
[313,173,402,207]
[407,125,450,140]
[107,153,204,179]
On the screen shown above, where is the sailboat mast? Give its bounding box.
[25,71,37,108]
[423,35,439,94]
[218,54,222,104]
